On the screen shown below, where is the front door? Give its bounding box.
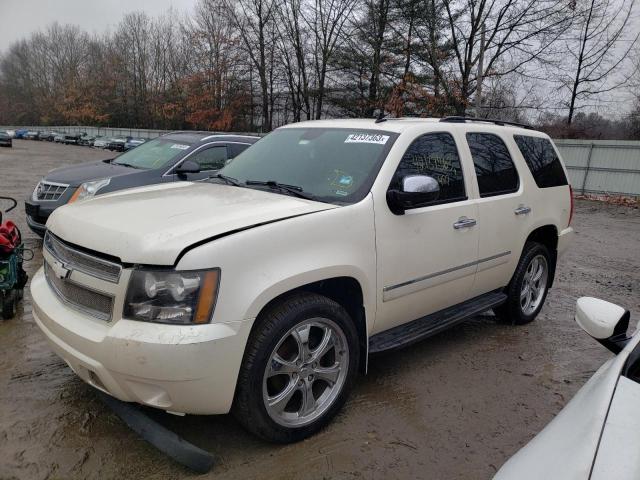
[374,132,479,334]
[176,145,229,181]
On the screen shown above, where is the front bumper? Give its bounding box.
[31,267,251,415]
[24,200,57,237]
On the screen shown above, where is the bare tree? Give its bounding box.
[224,0,278,131]
[307,0,358,118]
[276,0,311,122]
[559,0,640,124]
[441,0,573,115]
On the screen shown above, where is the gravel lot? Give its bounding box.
[0,139,638,480]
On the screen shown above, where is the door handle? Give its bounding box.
[453,217,477,229]
[514,205,532,215]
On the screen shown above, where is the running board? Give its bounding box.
[369,291,507,354]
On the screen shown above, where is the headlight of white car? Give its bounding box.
[68,178,111,203]
[124,269,220,324]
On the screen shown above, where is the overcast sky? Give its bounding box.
[0,0,197,50]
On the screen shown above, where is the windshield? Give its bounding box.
[218,128,397,204]
[113,137,193,169]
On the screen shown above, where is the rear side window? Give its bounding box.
[466,133,519,197]
[228,143,251,159]
[514,135,568,188]
[390,132,466,206]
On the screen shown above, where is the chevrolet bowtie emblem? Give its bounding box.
[51,259,71,280]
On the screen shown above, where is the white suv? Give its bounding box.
[31,117,574,442]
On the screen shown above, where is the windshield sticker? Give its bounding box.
[335,190,349,196]
[344,133,389,145]
[170,143,190,150]
[330,170,355,190]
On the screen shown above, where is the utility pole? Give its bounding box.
[475,22,486,117]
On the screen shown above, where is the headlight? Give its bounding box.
[68,178,111,204]
[124,269,220,325]
[32,181,42,201]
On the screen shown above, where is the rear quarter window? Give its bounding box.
[513,135,568,188]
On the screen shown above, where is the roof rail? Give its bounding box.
[439,116,535,130]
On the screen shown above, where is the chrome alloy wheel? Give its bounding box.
[520,254,548,316]
[262,318,349,427]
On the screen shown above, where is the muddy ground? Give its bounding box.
[0,139,638,480]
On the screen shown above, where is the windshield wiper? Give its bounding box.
[245,180,316,200]
[114,162,140,169]
[211,173,243,186]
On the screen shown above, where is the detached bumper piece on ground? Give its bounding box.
[97,391,214,474]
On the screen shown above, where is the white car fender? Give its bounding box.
[494,331,640,480]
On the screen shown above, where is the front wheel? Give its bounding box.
[496,242,551,325]
[232,293,360,443]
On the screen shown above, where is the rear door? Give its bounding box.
[464,132,532,297]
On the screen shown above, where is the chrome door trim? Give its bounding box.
[383,251,511,293]
[453,217,477,229]
[514,206,532,215]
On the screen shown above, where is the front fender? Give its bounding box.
[176,196,378,334]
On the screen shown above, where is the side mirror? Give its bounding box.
[575,297,630,354]
[387,175,440,215]
[175,160,200,177]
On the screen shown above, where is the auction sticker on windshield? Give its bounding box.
[344,133,389,144]
[170,144,190,150]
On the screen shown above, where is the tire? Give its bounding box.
[1,290,17,320]
[232,292,360,443]
[495,242,552,325]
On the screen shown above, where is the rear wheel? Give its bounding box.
[496,242,551,325]
[233,292,359,443]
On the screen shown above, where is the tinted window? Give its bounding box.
[190,146,227,171]
[228,143,251,159]
[466,133,519,197]
[514,135,568,188]
[390,132,465,206]
[220,128,398,204]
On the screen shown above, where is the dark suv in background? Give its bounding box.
[25,131,260,236]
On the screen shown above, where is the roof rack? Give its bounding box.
[439,116,535,130]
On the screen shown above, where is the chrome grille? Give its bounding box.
[44,232,122,283]
[44,262,114,321]
[36,181,69,201]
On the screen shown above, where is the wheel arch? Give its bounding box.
[524,224,559,287]
[248,276,369,374]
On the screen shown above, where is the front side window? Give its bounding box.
[112,138,194,170]
[513,135,568,188]
[389,132,466,206]
[189,146,227,171]
[219,128,398,204]
[466,133,519,197]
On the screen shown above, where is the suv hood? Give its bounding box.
[45,159,136,185]
[47,182,337,265]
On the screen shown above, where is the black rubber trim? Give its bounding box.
[97,391,214,474]
[172,209,332,266]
